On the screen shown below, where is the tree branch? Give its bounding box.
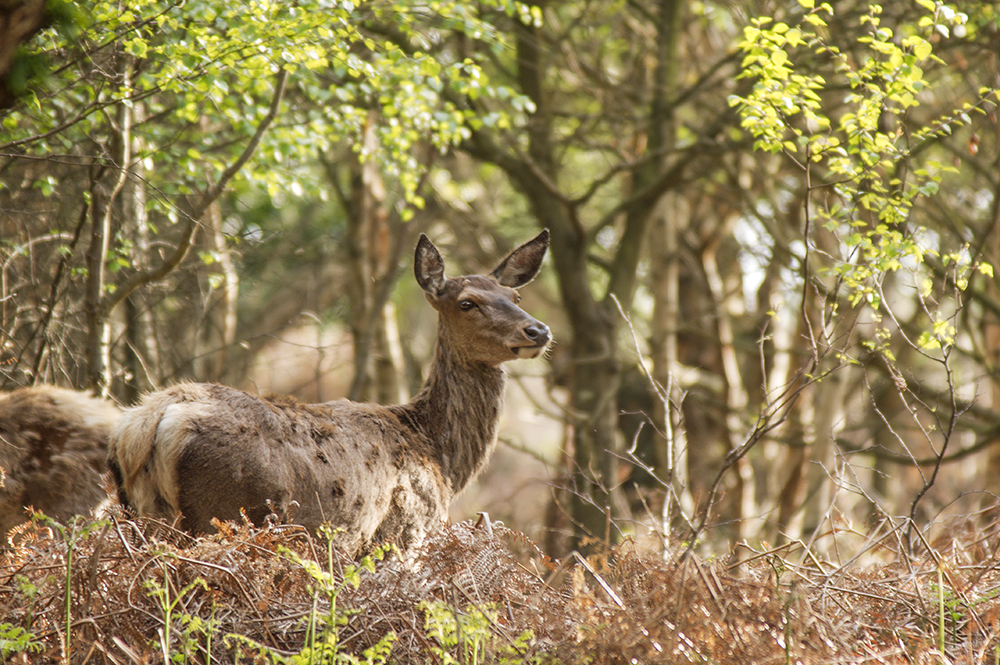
[103,67,289,313]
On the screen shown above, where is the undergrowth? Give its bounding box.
[3,512,1000,663]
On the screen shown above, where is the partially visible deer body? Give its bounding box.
[0,386,120,539]
[108,231,551,555]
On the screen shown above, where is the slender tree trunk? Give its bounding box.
[643,0,688,542]
[85,174,112,394]
[194,196,239,383]
[983,105,1000,494]
[703,232,754,543]
[522,181,622,548]
[866,366,903,518]
[771,289,848,542]
[801,367,848,534]
[760,289,800,542]
[508,4,616,548]
[649,192,692,537]
[345,145,374,399]
[122,105,154,403]
[85,58,131,395]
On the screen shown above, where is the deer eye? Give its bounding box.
[459,299,477,311]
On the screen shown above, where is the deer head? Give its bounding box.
[414,230,551,368]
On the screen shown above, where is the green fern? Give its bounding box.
[0,622,43,660]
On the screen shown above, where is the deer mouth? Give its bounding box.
[510,343,548,359]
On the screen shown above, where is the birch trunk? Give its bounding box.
[85,58,131,395]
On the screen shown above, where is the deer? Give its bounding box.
[108,230,551,555]
[1,386,120,540]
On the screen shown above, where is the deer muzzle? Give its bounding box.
[511,322,551,359]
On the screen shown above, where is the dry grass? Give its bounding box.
[3,511,1000,664]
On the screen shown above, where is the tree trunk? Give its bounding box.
[649,192,693,538]
[85,59,131,395]
[771,288,849,543]
[760,288,799,543]
[523,183,622,549]
[983,107,1000,496]
[341,120,407,404]
[193,196,239,383]
[642,0,688,542]
[703,231,754,543]
[345,148,374,399]
[801,367,848,535]
[122,108,156,403]
[568,301,624,549]
[84,174,112,394]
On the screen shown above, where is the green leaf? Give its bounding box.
[125,38,148,58]
[913,39,932,60]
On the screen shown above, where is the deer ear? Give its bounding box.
[414,234,447,296]
[490,229,549,288]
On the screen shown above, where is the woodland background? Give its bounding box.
[2,0,1000,561]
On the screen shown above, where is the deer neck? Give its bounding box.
[404,325,507,494]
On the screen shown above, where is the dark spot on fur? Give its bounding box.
[316,450,328,463]
[394,408,419,432]
[392,446,406,470]
[331,478,344,498]
[28,425,70,466]
[361,413,387,433]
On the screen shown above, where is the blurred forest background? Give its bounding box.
[2,0,999,559]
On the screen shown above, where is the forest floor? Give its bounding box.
[2,510,1000,664]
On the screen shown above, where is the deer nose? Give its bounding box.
[524,323,550,345]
